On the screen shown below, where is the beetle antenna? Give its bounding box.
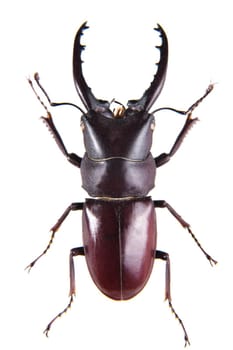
[29,73,85,114]
[151,83,214,116]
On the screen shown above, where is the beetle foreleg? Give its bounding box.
[156,250,190,347]
[28,74,82,167]
[185,83,214,117]
[152,84,214,116]
[154,84,214,168]
[43,247,85,336]
[154,200,217,265]
[41,113,82,167]
[155,115,197,167]
[25,203,83,271]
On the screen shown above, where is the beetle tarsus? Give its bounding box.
[187,227,217,266]
[168,301,191,347]
[25,229,57,271]
[43,295,75,337]
[44,246,85,336]
[28,75,50,114]
[186,83,214,117]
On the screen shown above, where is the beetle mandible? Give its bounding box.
[27,22,217,345]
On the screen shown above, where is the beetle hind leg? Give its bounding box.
[155,250,190,346]
[44,295,75,337]
[44,247,85,336]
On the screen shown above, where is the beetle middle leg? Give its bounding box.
[155,250,190,346]
[154,200,217,265]
[44,246,85,336]
[25,202,83,271]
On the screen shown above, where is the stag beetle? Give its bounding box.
[27,22,217,345]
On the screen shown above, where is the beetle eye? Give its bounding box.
[80,121,85,131]
[150,122,155,131]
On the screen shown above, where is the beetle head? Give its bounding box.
[73,22,168,118]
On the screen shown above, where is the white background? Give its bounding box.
[1,0,232,349]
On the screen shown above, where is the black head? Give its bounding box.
[73,22,168,160]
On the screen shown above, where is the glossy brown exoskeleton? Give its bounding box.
[27,22,216,345]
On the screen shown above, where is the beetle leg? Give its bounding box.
[154,200,217,266]
[44,247,85,336]
[155,84,214,168]
[155,250,190,347]
[41,112,82,167]
[25,203,83,271]
[155,115,198,167]
[28,75,82,167]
